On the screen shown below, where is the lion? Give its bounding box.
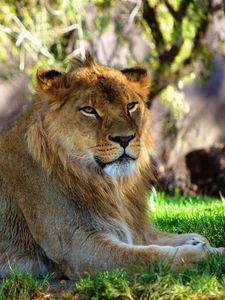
[0,53,223,279]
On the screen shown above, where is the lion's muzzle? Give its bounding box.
[95,152,137,177]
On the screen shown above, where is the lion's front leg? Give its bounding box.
[65,233,224,277]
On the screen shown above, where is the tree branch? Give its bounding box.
[164,0,190,21]
[164,0,178,19]
[176,0,190,22]
[142,0,165,50]
[144,0,214,105]
[193,2,212,49]
[158,0,191,64]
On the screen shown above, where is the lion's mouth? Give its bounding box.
[95,153,136,168]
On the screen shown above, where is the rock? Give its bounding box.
[186,143,225,197]
[152,143,225,197]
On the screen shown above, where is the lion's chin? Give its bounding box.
[103,160,136,177]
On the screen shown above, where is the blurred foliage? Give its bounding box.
[140,0,222,136]
[0,0,223,128]
[0,0,89,85]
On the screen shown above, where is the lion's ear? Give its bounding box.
[36,68,71,109]
[36,68,69,92]
[121,67,151,99]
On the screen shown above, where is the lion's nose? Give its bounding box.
[108,134,135,148]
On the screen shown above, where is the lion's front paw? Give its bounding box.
[184,236,208,246]
[182,234,209,246]
[171,243,224,270]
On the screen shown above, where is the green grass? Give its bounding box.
[69,257,225,300]
[0,271,50,300]
[151,191,225,247]
[1,193,225,299]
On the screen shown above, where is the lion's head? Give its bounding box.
[35,53,151,178]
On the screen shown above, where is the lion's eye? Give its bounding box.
[80,106,98,117]
[127,102,138,113]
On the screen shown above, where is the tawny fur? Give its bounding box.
[0,54,223,279]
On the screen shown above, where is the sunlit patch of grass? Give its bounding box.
[151,192,225,246]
